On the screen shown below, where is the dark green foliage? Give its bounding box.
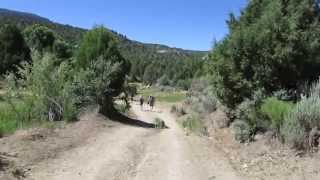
[0,8,84,45]
[24,24,55,53]
[53,40,73,59]
[209,0,320,108]
[0,24,31,75]
[75,26,130,114]
[76,26,130,98]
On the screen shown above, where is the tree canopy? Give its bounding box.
[209,0,320,107]
[0,24,31,75]
[23,24,55,53]
[76,26,131,97]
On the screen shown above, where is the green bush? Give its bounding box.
[5,52,78,123]
[75,26,130,114]
[0,24,31,75]
[232,120,252,143]
[234,90,267,132]
[261,98,294,133]
[208,0,320,108]
[0,101,31,136]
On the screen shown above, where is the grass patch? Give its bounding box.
[0,101,27,136]
[139,86,186,103]
[0,99,65,137]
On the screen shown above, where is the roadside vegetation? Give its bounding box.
[0,25,130,136]
[173,0,320,151]
[1,0,320,154]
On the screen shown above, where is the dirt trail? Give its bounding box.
[26,103,241,180]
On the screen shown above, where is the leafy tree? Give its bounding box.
[209,0,320,108]
[23,24,55,53]
[76,26,130,114]
[53,39,73,59]
[0,24,31,75]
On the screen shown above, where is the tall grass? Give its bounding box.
[0,101,30,136]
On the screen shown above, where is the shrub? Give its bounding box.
[171,105,186,117]
[0,24,31,75]
[154,118,166,129]
[232,120,252,143]
[5,53,78,123]
[281,94,320,149]
[23,24,56,53]
[261,97,294,133]
[0,101,32,136]
[76,26,130,114]
[189,85,219,114]
[234,89,268,132]
[179,114,207,136]
[208,0,320,108]
[235,100,259,131]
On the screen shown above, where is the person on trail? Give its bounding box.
[139,96,144,110]
[149,96,155,111]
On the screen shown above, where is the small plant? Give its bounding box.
[261,97,294,133]
[171,105,187,117]
[154,118,166,129]
[232,120,252,143]
[235,100,258,130]
[179,114,207,136]
[0,101,30,136]
[171,105,177,113]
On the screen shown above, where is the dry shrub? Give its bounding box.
[207,109,230,129]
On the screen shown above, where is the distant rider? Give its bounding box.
[139,96,144,110]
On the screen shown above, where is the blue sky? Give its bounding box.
[0,0,248,51]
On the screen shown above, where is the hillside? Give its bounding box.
[0,8,206,84]
[0,8,206,60]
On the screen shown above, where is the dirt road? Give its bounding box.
[27,103,241,180]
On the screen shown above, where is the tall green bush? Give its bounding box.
[5,52,78,123]
[209,0,320,108]
[76,26,130,114]
[0,24,31,75]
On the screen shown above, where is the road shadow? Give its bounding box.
[105,111,156,129]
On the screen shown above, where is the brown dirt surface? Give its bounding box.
[0,103,242,180]
[210,127,320,180]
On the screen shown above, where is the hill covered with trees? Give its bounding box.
[0,8,206,88]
